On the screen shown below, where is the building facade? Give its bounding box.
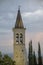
[13,8,27,65]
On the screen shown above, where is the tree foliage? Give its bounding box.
[28,41,43,65]
[33,51,37,65]
[28,40,34,65]
[0,52,15,65]
[38,42,42,65]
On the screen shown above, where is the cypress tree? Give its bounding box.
[38,42,42,65]
[28,40,33,65]
[33,51,37,65]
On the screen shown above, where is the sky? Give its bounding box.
[0,0,43,56]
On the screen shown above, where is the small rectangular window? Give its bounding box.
[16,33,19,44]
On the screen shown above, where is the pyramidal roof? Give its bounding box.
[15,8,24,28]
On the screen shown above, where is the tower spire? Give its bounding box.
[15,7,24,28]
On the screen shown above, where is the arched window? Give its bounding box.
[16,33,19,44]
[20,33,23,43]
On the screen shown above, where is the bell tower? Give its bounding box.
[13,8,27,65]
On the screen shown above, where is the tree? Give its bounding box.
[33,51,37,65]
[0,51,2,58]
[0,52,15,65]
[38,42,42,65]
[28,40,33,65]
[0,51,4,65]
[3,54,15,65]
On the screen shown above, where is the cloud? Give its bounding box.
[0,0,43,54]
[0,29,11,33]
[22,9,43,18]
[8,13,15,19]
[0,0,43,12]
[22,9,43,32]
[0,34,13,54]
